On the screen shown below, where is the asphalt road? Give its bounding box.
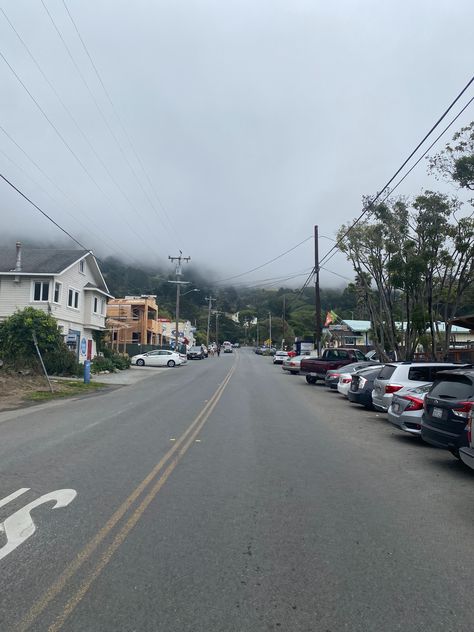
[1,348,474,631]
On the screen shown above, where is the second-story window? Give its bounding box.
[68,288,79,309]
[93,297,99,313]
[33,281,49,302]
[53,282,62,304]
[79,260,85,273]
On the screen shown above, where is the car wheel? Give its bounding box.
[167,360,176,367]
[306,375,317,384]
[136,359,145,366]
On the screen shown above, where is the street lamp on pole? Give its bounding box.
[181,288,200,297]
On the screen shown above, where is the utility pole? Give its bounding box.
[168,252,190,353]
[256,318,259,347]
[214,310,223,345]
[205,296,216,347]
[314,225,322,355]
[282,295,286,346]
[268,311,272,347]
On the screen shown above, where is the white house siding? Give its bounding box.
[0,276,52,318]
[0,255,109,361]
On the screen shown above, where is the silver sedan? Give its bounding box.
[387,384,432,436]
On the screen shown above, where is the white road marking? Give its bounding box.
[0,489,77,561]
[0,488,30,510]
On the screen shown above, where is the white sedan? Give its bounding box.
[131,350,183,367]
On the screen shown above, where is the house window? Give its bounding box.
[33,281,49,302]
[53,282,62,304]
[100,298,105,315]
[79,260,85,273]
[93,297,99,313]
[68,288,80,309]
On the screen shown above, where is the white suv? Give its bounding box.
[372,362,465,412]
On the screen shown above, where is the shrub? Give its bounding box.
[43,348,82,377]
[91,356,115,373]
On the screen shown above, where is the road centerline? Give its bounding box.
[15,357,237,632]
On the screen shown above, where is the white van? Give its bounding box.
[223,341,233,353]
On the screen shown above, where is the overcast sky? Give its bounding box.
[1,0,473,288]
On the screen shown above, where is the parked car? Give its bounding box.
[387,383,432,436]
[459,409,474,470]
[421,368,474,457]
[273,350,289,365]
[348,365,384,409]
[281,355,307,375]
[131,349,183,367]
[300,348,367,384]
[337,365,380,397]
[372,362,465,412]
[232,342,240,348]
[187,346,205,360]
[325,361,380,390]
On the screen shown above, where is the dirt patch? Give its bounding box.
[0,372,107,412]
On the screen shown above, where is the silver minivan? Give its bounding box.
[372,362,464,412]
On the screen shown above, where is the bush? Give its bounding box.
[0,307,70,373]
[43,348,82,377]
[91,356,115,373]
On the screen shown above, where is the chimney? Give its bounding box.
[14,241,22,272]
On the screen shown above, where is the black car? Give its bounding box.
[421,369,474,457]
[187,346,204,360]
[347,365,384,409]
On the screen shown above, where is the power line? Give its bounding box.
[40,0,174,240]
[0,47,157,254]
[214,235,313,284]
[0,172,89,250]
[318,74,474,269]
[61,0,178,239]
[0,129,144,267]
[320,93,474,271]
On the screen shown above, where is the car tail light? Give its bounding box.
[403,395,424,411]
[330,373,340,378]
[385,384,403,394]
[290,362,296,366]
[452,401,473,419]
[358,377,367,389]
[341,377,352,384]
[467,411,472,444]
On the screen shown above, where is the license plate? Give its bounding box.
[392,403,399,413]
[310,373,317,377]
[432,407,443,419]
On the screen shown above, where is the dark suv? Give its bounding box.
[421,368,474,457]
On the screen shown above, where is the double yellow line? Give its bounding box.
[17,360,237,632]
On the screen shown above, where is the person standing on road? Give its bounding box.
[216,345,221,357]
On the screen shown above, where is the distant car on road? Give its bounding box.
[187,346,205,360]
[273,350,289,365]
[281,355,308,375]
[131,350,183,367]
[223,341,233,353]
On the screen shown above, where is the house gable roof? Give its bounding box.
[0,246,89,275]
[0,246,112,295]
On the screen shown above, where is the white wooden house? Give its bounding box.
[0,242,113,360]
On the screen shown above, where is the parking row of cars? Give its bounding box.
[278,352,474,470]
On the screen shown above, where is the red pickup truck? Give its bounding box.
[300,348,367,384]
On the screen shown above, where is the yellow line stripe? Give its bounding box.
[17,359,236,632]
[48,367,235,631]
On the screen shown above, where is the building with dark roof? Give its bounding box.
[0,242,113,360]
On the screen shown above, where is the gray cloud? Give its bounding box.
[1,0,473,287]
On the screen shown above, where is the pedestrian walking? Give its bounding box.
[216,345,221,357]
